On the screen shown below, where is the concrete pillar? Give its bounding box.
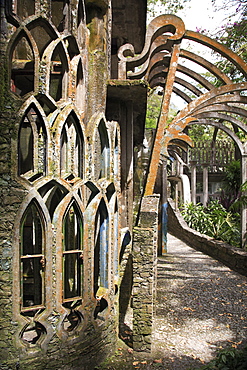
[133,195,160,352]
[241,155,247,247]
[202,164,209,207]
[161,159,167,255]
[190,160,197,205]
[120,101,133,231]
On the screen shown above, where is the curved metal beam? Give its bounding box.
[194,112,247,134]
[180,49,231,85]
[188,119,244,155]
[185,30,247,80]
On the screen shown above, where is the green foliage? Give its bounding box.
[147,0,191,16]
[222,160,241,195]
[211,0,247,81]
[181,200,241,247]
[146,91,163,128]
[197,346,247,370]
[145,89,177,128]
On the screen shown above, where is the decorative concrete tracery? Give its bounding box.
[1,2,247,368]
[1,1,121,367]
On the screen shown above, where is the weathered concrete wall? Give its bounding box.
[132,195,159,352]
[0,1,120,369]
[168,198,247,277]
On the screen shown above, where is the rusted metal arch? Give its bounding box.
[184,30,247,80]
[172,86,192,103]
[180,49,232,85]
[188,119,245,155]
[176,64,214,90]
[148,62,215,92]
[149,72,202,99]
[192,104,247,119]
[172,82,247,125]
[194,112,247,134]
[174,76,203,97]
[190,95,247,115]
[118,14,186,79]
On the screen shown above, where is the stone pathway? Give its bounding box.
[151,233,247,369]
[100,233,247,369]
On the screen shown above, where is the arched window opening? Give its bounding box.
[19,117,34,175]
[77,0,86,47]
[49,43,68,101]
[51,0,70,32]
[99,120,110,179]
[94,120,110,180]
[38,181,69,220]
[114,129,119,178]
[11,34,34,96]
[18,106,47,180]
[75,60,85,111]
[36,95,57,116]
[20,201,45,311]
[62,309,82,332]
[94,200,109,296]
[113,200,119,282]
[63,203,84,302]
[15,0,35,19]
[28,24,54,57]
[60,114,83,179]
[21,321,46,345]
[66,36,80,59]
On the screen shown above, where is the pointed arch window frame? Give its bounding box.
[62,199,84,303]
[18,101,48,181]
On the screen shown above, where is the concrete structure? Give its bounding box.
[0,1,147,368]
[1,1,247,369]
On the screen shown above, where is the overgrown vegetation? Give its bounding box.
[181,200,241,247]
[211,0,247,81]
[197,345,247,370]
[147,0,191,16]
[181,159,247,247]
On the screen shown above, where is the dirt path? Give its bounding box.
[151,233,247,369]
[99,233,247,369]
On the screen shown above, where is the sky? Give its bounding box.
[148,0,239,33]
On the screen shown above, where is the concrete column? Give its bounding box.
[241,155,247,247]
[133,195,160,352]
[161,159,168,255]
[120,101,133,231]
[202,164,209,207]
[190,161,197,205]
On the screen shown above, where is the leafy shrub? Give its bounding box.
[181,200,241,247]
[197,346,247,370]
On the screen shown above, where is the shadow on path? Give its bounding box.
[152,233,247,369]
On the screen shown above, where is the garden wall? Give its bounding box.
[167,198,247,277]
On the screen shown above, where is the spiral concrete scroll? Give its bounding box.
[117,14,185,80]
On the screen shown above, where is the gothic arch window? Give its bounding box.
[60,112,84,180]
[75,59,85,111]
[38,180,69,221]
[49,42,68,101]
[94,199,109,296]
[18,104,47,181]
[14,0,35,20]
[63,202,84,302]
[11,32,34,96]
[51,0,70,33]
[94,119,110,180]
[114,128,119,179]
[77,0,86,47]
[113,199,119,282]
[20,201,45,311]
[27,19,57,58]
